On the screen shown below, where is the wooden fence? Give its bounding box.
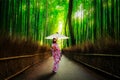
[0,52,51,80]
[64,52,120,79]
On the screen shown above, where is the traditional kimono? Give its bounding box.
[51,43,61,72]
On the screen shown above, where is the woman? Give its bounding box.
[51,38,61,73]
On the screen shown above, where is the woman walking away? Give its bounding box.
[51,38,61,73]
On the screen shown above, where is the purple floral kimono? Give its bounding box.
[51,43,61,72]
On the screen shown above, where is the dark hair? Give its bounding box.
[52,38,56,43]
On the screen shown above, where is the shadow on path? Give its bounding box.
[35,72,56,80]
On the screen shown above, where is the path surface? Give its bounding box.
[12,55,107,80]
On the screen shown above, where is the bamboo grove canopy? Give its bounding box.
[0,0,120,48]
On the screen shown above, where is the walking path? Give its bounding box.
[12,55,106,80]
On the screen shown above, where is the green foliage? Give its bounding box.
[0,0,119,48]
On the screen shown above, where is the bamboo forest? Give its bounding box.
[0,0,120,80]
[0,0,120,48]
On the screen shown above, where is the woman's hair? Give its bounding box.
[52,38,57,43]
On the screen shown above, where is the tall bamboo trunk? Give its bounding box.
[68,0,75,45]
[27,0,30,39]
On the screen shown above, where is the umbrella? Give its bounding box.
[45,32,69,39]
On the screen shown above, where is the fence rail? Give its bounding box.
[76,54,120,57]
[0,54,40,61]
